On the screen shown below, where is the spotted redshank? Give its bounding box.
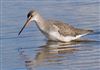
[18,10,93,42]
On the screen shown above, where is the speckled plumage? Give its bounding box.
[46,20,93,36]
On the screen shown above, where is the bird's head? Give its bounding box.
[18,10,38,35]
[27,10,39,21]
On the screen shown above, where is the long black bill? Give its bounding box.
[18,16,32,35]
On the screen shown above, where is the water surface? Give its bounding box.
[1,1,100,70]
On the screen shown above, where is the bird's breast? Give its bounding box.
[47,31,62,41]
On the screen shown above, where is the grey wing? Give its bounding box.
[48,20,93,37]
[53,21,77,36]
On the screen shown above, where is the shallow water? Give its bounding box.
[1,0,100,70]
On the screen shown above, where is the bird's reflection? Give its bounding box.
[18,39,97,70]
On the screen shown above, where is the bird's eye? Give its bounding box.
[31,15,33,17]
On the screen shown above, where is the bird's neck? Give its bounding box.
[34,14,47,30]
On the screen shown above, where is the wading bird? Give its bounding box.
[18,10,93,42]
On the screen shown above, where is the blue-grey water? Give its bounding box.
[1,0,100,70]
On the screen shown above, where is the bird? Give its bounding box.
[18,10,93,42]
